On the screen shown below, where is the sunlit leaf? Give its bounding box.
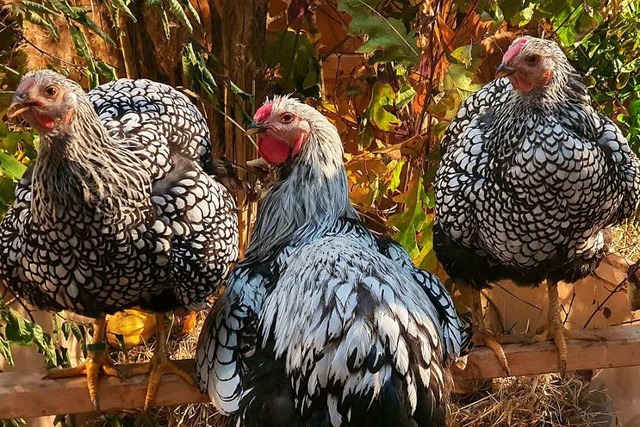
[112,0,137,22]
[5,308,57,368]
[365,82,400,131]
[0,334,13,366]
[0,153,26,180]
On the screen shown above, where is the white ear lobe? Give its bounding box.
[67,92,78,106]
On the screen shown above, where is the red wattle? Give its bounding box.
[34,111,55,130]
[259,136,292,165]
[292,133,304,155]
[517,75,534,92]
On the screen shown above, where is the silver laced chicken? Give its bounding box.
[196,96,472,427]
[2,70,239,410]
[434,36,640,375]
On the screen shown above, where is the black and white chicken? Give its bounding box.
[2,70,238,409]
[196,96,472,426]
[434,36,640,374]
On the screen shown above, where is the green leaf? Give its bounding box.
[51,0,115,44]
[444,63,481,93]
[183,0,202,27]
[5,308,57,368]
[365,82,400,131]
[19,10,59,40]
[69,25,92,61]
[388,175,428,257]
[450,44,475,68]
[96,61,118,80]
[0,153,27,180]
[265,30,322,97]
[338,0,419,66]
[0,418,26,427]
[18,1,61,16]
[226,79,253,102]
[166,0,193,33]
[160,7,171,39]
[112,0,137,22]
[0,334,13,366]
[0,179,17,210]
[498,0,527,22]
[396,81,416,109]
[386,160,404,193]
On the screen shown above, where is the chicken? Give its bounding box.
[434,36,640,375]
[2,70,239,410]
[195,96,472,426]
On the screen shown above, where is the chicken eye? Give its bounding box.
[280,113,294,124]
[44,85,58,97]
[525,54,540,66]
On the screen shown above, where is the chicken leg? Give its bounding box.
[528,280,603,375]
[46,315,119,410]
[471,289,511,376]
[120,314,196,411]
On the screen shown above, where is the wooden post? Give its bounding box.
[208,0,268,255]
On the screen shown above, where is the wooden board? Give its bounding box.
[0,360,210,420]
[3,326,640,419]
[453,325,640,380]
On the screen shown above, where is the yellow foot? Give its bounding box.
[528,325,604,375]
[473,327,511,376]
[120,357,196,411]
[45,347,118,411]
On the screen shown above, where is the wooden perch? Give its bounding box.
[453,325,640,380]
[0,360,209,419]
[2,325,640,419]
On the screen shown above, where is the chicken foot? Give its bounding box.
[527,281,604,376]
[118,314,196,411]
[46,315,118,410]
[471,289,511,376]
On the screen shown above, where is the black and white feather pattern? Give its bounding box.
[197,219,470,427]
[0,73,238,317]
[196,96,471,427]
[434,39,640,289]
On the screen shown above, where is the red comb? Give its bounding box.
[253,104,273,122]
[16,77,35,94]
[502,38,527,64]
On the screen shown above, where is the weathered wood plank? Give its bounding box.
[3,326,640,419]
[453,325,640,380]
[0,360,210,419]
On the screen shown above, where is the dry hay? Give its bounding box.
[449,373,610,427]
[611,216,640,263]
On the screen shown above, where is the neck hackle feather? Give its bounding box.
[245,98,358,261]
[31,85,150,228]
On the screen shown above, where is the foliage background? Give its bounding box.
[0,0,640,424]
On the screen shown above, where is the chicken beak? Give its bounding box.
[245,122,267,136]
[6,93,40,119]
[6,101,30,120]
[496,62,516,78]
